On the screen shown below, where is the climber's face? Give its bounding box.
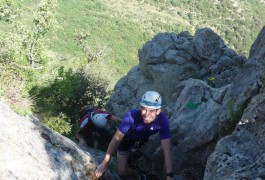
[141,106,161,124]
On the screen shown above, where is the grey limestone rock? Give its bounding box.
[107,26,265,179]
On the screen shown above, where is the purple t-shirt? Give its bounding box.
[118,109,171,140]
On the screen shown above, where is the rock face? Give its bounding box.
[0,101,119,180]
[107,27,265,179]
[204,93,265,179]
[1,26,265,180]
[204,26,265,180]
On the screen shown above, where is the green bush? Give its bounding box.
[0,0,18,22]
[0,63,36,115]
[29,66,111,137]
[1,0,265,138]
[227,100,245,126]
[42,113,72,136]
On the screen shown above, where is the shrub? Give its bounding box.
[29,66,111,137]
[227,100,245,126]
[42,113,72,136]
[0,0,18,22]
[25,0,58,66]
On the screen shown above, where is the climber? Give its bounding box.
[76,105,121,150]
[95,91,174,180]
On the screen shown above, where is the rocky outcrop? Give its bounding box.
[0,101,119,180]
[107,27,265,179]
[204,26,265,180]
[2,26,265,179]
[204,93,265,179]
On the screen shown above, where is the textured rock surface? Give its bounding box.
[204,93,265,180]
[1,26,265,179]
[0,101,119,180]
[204,26,265,180]
[107,27,265,179]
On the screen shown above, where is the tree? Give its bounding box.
[25,0,58,66]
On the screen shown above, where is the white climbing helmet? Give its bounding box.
[140,91,162,109]
[91,113,107,128]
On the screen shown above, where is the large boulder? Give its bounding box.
[107,27,265,179]
[0,101,119,180]
[204,26,265,179]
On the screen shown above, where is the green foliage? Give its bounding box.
[0,24,30,65]
[29,66,111,137]
[25,0,58,66]
[0,0,58,67]
[220,99,246,136]
[0,0,18,22]
[207,76,216,87]
[0,63,36,115]
[42,113,72,136]
[147,0,265,57]
[74,30,109,63]
[227,100,245,125]
[0,1,22,64]
[1,0,265,138]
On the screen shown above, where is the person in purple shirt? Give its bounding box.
[95,91,173,180]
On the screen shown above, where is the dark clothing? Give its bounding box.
[77,125,111,147]
[117,136,148,154]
